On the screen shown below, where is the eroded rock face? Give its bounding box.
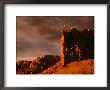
[60,25,94,65]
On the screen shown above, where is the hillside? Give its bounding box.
[16,56,94,74]
[41,59,94,74]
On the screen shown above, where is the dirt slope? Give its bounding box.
[41,59,94,74]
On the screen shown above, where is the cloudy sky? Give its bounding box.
[16,16,94,59]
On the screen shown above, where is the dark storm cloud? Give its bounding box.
[22,16,94,39]
[16,16,94,59]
